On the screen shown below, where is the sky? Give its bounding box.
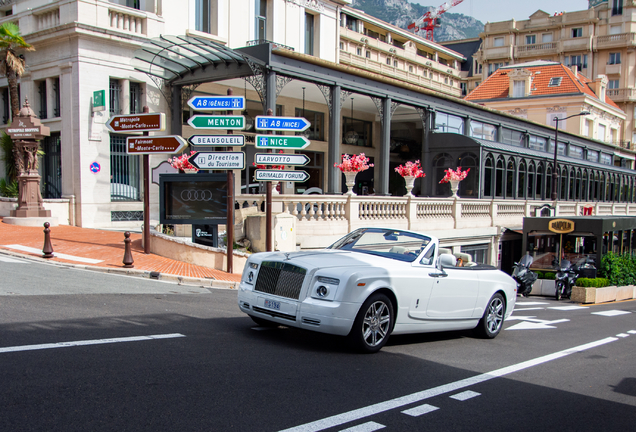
[412,0,592,24]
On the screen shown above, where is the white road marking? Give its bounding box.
[0,255,26,263]
[512,307,545,311]
[279,337,618,432]
[629,330,636,334]
[549,306,589,311]
[506,315,537,321]
[515,302,550,306]
[450,390,480,401]
[1,244,104,264]
[616,333,629,338]
[592,310,631,317]
[339,422,385,432]
[0,333,185,354]
[401,404,439,417]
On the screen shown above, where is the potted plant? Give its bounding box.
[334,153,373,196]
[394,160,425,197]
[439,166,470,198]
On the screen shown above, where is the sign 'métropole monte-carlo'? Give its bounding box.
[126,136,188,154]
[107,113,165,132]
[187,95,245,111]
[187,115,245,130]
[188,152,246,170]
[188,135,245,146]
[255,170,309,182]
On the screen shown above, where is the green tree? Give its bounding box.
[0,22,34,117]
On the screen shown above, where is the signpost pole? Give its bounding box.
[266,109,273,252]
[143,106,150,254]
[226,89,234,273]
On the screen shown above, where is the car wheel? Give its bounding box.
[475,293,505,339]
[348,293,394,353]
[249,315,278,327]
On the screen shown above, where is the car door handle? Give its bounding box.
[429,272,448,278]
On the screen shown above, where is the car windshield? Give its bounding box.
[327,228,431,263]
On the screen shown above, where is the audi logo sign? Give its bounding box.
[159,173,228,225]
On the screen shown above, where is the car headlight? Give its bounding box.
[244,262,259,285]
[311,276,340,301]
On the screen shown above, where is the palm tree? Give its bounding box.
[0,22,34,117]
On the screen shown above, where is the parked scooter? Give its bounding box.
[512,254,538,297]
[554,259,578,300]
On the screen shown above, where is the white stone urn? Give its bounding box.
[344,171,358,196]
[403,175,416,197]
[271,181,279,195]
[450,179,460,198]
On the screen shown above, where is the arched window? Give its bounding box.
[545,164,552,200]
[600,173,607,201]
[536,163,544,199]
[569,168,576,200]
[506,158,515,198]
[484,154,494,197]
[560,167,568,200]
[582,170,588,202]
[593,172,600,201]
[527,162,536,200]
[607,174,613,202]
[457,152,478,197]
[518,160,527,199]
[433,153,454,196]
[495,156,505,197]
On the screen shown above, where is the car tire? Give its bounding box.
[475,293,505,339]
[348,293,394,353]
[249,315,278,327]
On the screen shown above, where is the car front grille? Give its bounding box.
[254,261,306,300]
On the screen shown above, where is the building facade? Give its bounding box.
[474,0,636,146]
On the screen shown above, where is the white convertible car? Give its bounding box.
[238,227,517,353]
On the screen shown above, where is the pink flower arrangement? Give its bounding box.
[334,153,373,173]
[168,151,199,172]
[439,167,470,184]
[395,160,426,178]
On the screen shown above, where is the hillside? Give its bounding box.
[351,0,484,42]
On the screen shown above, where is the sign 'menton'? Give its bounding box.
[187,115,245,130]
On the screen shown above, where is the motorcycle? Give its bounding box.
[554,259,578,300]
[512,254,538,297]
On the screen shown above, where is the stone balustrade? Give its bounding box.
[235,194,636,249]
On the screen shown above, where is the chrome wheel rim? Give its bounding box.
[486,297,504,334]
[362,301,391,347]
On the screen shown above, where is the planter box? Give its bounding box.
[540,280,555,296]
[616,285,634,301]
[530,280,542,295]
[571,286,617,304]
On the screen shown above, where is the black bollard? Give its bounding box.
[123,231,134,268]
[42,222,54,258]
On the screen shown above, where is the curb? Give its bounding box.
[0,248,239,290]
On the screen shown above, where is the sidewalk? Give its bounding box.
[0,219,242,287]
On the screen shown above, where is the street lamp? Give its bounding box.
[551,111,591,201]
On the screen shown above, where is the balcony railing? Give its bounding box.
[235,194,636,250]
[607,87,636,103]
[595,32,636,49]
[515,42,557,57]
[108,4,147,35]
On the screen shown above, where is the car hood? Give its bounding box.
[256,249,394,270]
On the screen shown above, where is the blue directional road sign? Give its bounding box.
[187,95,245,111]
[255,116,310,132]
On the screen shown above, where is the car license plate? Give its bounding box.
[264,299,281,310]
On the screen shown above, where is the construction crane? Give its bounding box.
[408,0,464,41]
